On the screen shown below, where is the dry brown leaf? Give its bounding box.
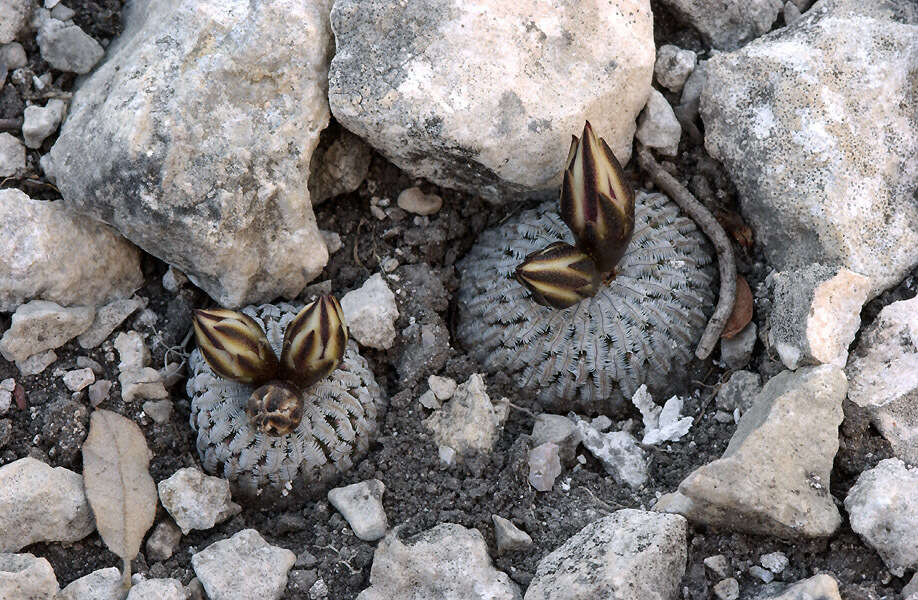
[82,409,158,588]
[721,274,754,339]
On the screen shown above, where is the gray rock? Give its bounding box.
[308,127,372,204]
[766,265,870,369]
[654,45,696,93]
[678,60,707,122]
[658,0,782,49]
[357,523,521,600]
[340,273,399,350]
[904,572,918,600]
[0,133,25,177]
[75,356,103,375]
[525,509,687,600]
[527,442,562,493]
[700,0,918,295]
[36,21,103,73]
[62,367,94,392]
[749,565,775,583]
[327,479,388,542]
[783,1,803,23]
[655,366,846,538]
[0,300,94,362]
[0,0,31,44]
[713,578,739,600]
[142,399,172,424]
[16,350,57,376]
[146,519,182,562]
[574,419,648,488]
[57,567,122,600]
[22,99,66,148]
[762,574,841,600]
[0,189,142,312]
[126,578,188,600]
[0,42,28,69]
[46,0,335,307]
[77,296,145,349]
[50,3,75,21]
[329,0,654,201]
[0,553,59,599]
[720,322,757,369]
[423,374,508,454]
[703,555,730,579]
[158,468,240,535]
[0,379,12,416]
[192,529,295,600]
[0,457,95,552]
[846,296,918,464]
[715,370,762,418]
[635,88,681,156]
[844,458,918,577]
[397,187,442,216]
[760,551,788,574]
[492,515,533,555]
[115,331,168,403]
[531,414,580,465]
[87,379,112,407]
[427,375,457,401]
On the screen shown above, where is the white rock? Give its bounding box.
[329,0,654,201]
[62,367,94,392]
[438,445,456,466]
[423,374,508,454]
[357,523,520,600]
[0,189,142,312]
[418,390,440,410]
[192,529,295,600]
[0,457,95,552]
[531,413,580,465]
[36,20,103,73]
[77,296,145,349]
[397,187,442,216]
[703,555,730,579]
[146,519,182,562]
[632,385,693,445]
[427,375,457,401]
[16,350,57,376]
[749,565,774,583]
[574,419,648,488]
[700,1,918,295]
[46,0,335,307]
[713,578,739,600]
[654,45,697,93]
[57,567,122,600]
[327,479,388,542]
[22,99,67,149]
[142,399,172,424]
[844,458,918,577]
[525,509,687,600]
[0,42,28,69]
[308,127,373,204]
[655,366,846,537]
[161,267,187,293]
[760,551,788,574]
[126,578,188,600]
[318,230,342,255]
[50,3,74,21]
[658,0,782,49]
[0,133,25,177]
[635,88,681,156]
[0,0,31,44]
[114,330,148,371]
[527,443,562,492]
[846,296,918,463]
[340,273,399,350]
[0,553,59,599]
[764,574,841,600]
[115,331,168,403]
[0,300,94,362]
[720,322,757,370]
[491,515,533,555]
[158,468,240,535]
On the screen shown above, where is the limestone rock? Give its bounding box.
[357,523,521,600]
[715,370,761,420]
[635,89,681,156]
[340,273,399,350]
[16,350,57,376]
[126,578,188,600]
[423,374,508,454]
[654,45,697,93]
[700,0,918,295]
[36,20,104,74]
[397,187,442,216]
[158,468,240,535]
[574,419,648,488]
[77,296,145,349]
[46,0,336,307]
[192,529,295,600]
[761,574,841,599]
[62,368,94,392]
[0,0,31,44]
[658,0,782,49]
[308,125,373,204]
[145,520,183,562]
[0,553,59,600]
[720,322,757,370]
[0,300,94,363]
[57,567,122,600]
[0,189,142,312]
[525,510,687,600]
[531,414,580,465]
[329,0,654,201]
[327,479,388,542]
[22,99,66,148]
[655,366,846,538]
[492,515,533,555]
[528,443,562,492]
[0,133,25,177]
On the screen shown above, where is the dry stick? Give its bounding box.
[635,144,736,360]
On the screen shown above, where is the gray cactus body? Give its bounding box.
[187,302,384,498]
[457,192,716,415]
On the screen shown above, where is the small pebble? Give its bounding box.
[418,390,440,410]
[88,379,112,407]
[713,577,739,600]
[704,555,730,579]
[0,378,14,415]
[308,578,328,599]
[370,205,386,220]
[0,42,28,69]
[427,375,457,401]
[327,479,388,542]
[438,445,456,466]
[397,186,442,216]
[146,520,183,562]
[319,230,343,254]
[760,551,789,573]
[528,442,562,492]
[50,3,75,21]
[75,356,104,375]
[492,514,533,554]
[62,367,95,392]
[380,257,399,272]
[749,565,775,583]
[143,399,173,424]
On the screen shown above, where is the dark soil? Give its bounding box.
[1,2,913,599]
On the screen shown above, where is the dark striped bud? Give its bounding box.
[560,121,635,275]
[515,242,601,309]
[247,380,303,436]
[192,308,279,384]
[279,295,348,389]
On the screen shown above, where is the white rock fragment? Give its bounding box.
[158,468,240,535]
[418,390,440,410]
[22,99,67,149]
[635,88,681,156]
[427,375,457,401]
[765,574,842,600]
[50,3,75,21]
[0,300,94,363]
[114,331,167,403]
[760,551,788,574]
[423,374,508,454]
[491,515,532,555]
[77,296,145,349]
[704,555,730,579]
[0,457,95,552]
[654,44,697,93]
[161,266,187,293]
[357,523,520,600]
[574,418,648,488]
[720,322,757,370]
[192,529,295,600]
[0,379,13,416]
[328,479,388,542]
[340,273,399,350]
[0,133,25,177]
[0,42,27,69]
[528,442,562,492]
[0,553,59,600]
[0,0,31,44]
[57,567,122,600]
[713,578,739,600]
[126,578,188,600]
[525,509,687,600]
[632,385,693,445]
[397,187,443,216]
[844,458,918,577]
[146,519,183,562]
[37,20,104,73]
[62,367,94,392]
[309,128,373,204]
[142,399,172,425]
[438,445,456,466]
[531,413,580,465]
[16,350,57,376]
[87,379,112,407]
[749,565,774,583]
[319,230,343,255]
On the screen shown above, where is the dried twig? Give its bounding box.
[636,144,736,360]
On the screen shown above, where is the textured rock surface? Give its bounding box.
[844,458,918,577]
[423,374,508,455]
[77,296,145,349]
[0,553,59,600]
[0,133,25,176]
[357,523,521,600]
[45,0,335,307]
[0,300,94,363]
[0,0,31,44]
[36,20,104,74]
[157,468,241,535]
[531,414,580,465]
[700,0,918,295]
[308,126,373,204]
[574,419,648,488]
[525,510,687,600]
[57,567,122,600]
[0,189,142,312]
[125,578,188,600]
[192,529,295,600]
[655,366,846,538]
[654,44,696,93]
[22,99,66,148]
[528,443,562,492]
[762,574,841,600]
[635,89,681,156]
[846,296,918,463]
[492,515,533,555]
[0,458,95,552]
[329,0,654,201]
[327,479,388,541]
[659,0,782,50]
[145,520,182,562]
[340,273,399,350]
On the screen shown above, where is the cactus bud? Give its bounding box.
[560,121,635,275]
[192,308,279,384]
[514,241,601,309]
[247,381,304,436]
[279,295,349,389]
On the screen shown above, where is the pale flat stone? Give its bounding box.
[192,529,295,600]
[328,479,388,542]
[0,553,59,600]
[340,273,399,350]
[158,468,240,535]
[57,567,122,600]
[0,300,94,362]
[423,374,508,454]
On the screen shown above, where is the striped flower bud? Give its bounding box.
[514,241,601,309]
[192,308,279,384]
[247,380,304,436]
[560,121,635,275]
[279,295,349,389]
